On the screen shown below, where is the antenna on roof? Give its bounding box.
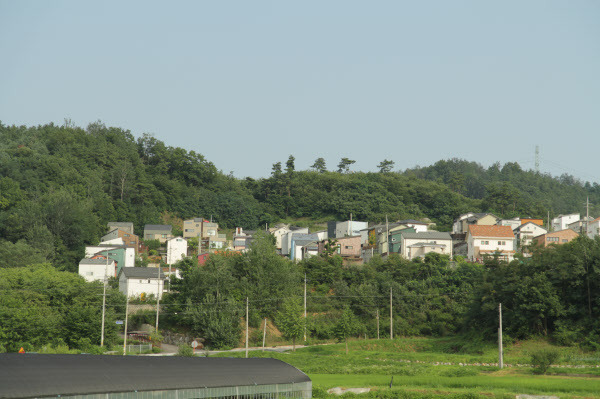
[535,145,540,173]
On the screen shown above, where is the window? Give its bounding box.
[498,241,506,245]
[147,279,151,283]
[196,224,199,227]
[86,272,93,276]
[547,237,559,242]
[345,246,353,249]
[562,239,568,242]
[124,234,130,237]
[481,240,489,245]
[161,234,167,238]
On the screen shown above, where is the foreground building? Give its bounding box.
[0,354,312,399]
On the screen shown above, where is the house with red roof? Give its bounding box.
[467,225,515,262]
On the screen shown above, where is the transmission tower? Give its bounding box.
[535,145,540,173]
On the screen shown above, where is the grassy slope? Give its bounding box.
[215,337,600,398]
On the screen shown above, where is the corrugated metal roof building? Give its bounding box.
[0,354,312,399]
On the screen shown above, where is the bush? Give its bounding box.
[176,344,195,357]
[530,348,560,374]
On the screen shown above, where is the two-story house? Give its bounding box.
[453,213,500,234]
[78,258,116,283]
[119,267,166,299]
[101,228,139,253]
[552,214,580,232]
[513,221,547,249]
[533,229,579,247]
[399,231,453,260]
[467,225,515,262]
[166,237,188,265]
[143,224,173,243]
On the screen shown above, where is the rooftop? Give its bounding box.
[144,224,172,231]
[468,225,515,238]
[401,231,452,240]
[121,267,165,279]
[0,354,310,398]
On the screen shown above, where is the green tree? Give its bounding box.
[334,306,359,354]
[337,158,356,173]
[377,159,395,173]
[311,157,327,173]
[277,298,304,351]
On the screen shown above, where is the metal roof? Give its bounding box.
[144,224,172,231]
[121,267,165,279]
[0,354,310,398]
[401,231,452,240]
[79,258,115,265]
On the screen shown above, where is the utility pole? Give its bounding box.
[262,318,267,351]
[123,296,129,356]
[304,273,307,341]
[167,243,172,292]
[586,197,590,236]
[498,303,503,369]
[385,215,389,256]
[349,213,352,236]
[376,309,380,340]
[155,267,161,333]
[100,274,107,347]
[547,211,551,231]
[245,297,249,358]
[389,287,393,340]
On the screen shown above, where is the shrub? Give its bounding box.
[530,348,560,374]
[176,344,195,357]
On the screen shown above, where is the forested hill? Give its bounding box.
[1,121,598,269]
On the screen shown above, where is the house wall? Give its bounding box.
[534,229,579,247]
[78,262,116,282]
[335,221,368,238]
[588,220,600,238]
[401,237,452,259]
[281,228,309,255]
[517,223,547,247]
[552,214,580,231]
[498,218,521,230]
[336,236,361,257]
[467,235,515,261]
[167,238,188,265]
[271,227,291,249]
[119,274,164,299]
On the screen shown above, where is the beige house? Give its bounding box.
[533,229,579,248]
[467,225,515,262]
[399,231,452,260]
[453,213,500,234]
[183,218,226,250]
[143,224,173,243]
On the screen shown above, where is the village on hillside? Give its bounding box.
[79,213,600,300]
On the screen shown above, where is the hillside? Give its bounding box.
[1,121,598,269]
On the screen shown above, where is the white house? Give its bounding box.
[330,220,369,238]
[587,217,600,238]
[166,237,187,265]
[78,258,116,283]
[119,267,166,299]
[399,231,452,260]
[100,237,124,246]
[467,225,515,262]
[85,244,135,268]
[552,213,580,232]
[281,227,309,256]
[397,220,429,233]
[498,217,521,230]
[513,222,548,248]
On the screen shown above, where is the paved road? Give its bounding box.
[146,344,307,356]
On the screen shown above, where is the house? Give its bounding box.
[101,228,139,253]
[587,217,600,238]
[327,220,368,239]
[498,217,521,230]
[396,220,429,233]
[513,222,548,249]
[107,222,134,235]
[365,222,406,255]
[453,213,500,234]
[300,241,319,260]
[521,218,545,227]
[143,224,173,243]
[552,214,580,232]
[119,267,166,299]
[398,231,453,260]
[183,218,227,251]
[467,225,515,262]
[388,227,416,253]
[78,258,116,282]
[318,236,361,260]
[85,244,135,273]
[533,229,579,247]
[166,237,188,265]
[290,233,320,261]
[233,227,255,252]
[568,216,593,234]
[281,227,309,255]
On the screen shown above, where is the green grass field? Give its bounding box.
[215,337,600,398]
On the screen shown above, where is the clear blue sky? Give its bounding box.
[1,1,599,182]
